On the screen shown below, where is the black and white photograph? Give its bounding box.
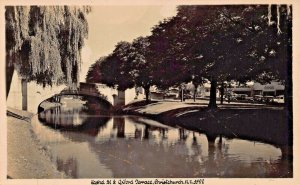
[1,1,299,185]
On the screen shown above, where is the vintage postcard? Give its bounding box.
[1,0,299,185]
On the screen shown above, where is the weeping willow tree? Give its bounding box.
[6,6,90,96]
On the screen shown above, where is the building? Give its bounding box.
[231,81,285,97]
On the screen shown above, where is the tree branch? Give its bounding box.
[219,9,255,33]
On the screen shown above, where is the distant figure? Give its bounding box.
[227,94,231,104]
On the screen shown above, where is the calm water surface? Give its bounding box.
[31,96,290,178]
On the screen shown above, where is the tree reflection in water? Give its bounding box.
[113,117,125,138]
[33,98,289,178]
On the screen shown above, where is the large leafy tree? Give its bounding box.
[214,5,292,119]
[128,37,154,102]
[6,6,90,96]
[153,5,291,108]
[218,5,291,82]
[172,6,260,108]
[86,41,136,92]
[150,6,234,107]
[86,37,156,102]
[149,17,192,91]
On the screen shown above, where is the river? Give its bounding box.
[31,96,290,178]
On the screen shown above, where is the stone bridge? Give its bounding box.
[58,82,129,107]
[7,70,140,113]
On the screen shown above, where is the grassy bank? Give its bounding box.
[122,100,289,148]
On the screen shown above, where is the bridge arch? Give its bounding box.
[7,70,141,113]
[7,70,67,113]
[38,93,113,113]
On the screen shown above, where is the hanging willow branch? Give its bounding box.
[276,5,282,35]
[267,4,291,35]
[268,5,272,26]
[5,6,90,88]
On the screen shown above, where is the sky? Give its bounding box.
[80,6,178,82]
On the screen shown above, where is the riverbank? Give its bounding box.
[123,100,289,148]
[7,107,67,179]
[38,100,62,113]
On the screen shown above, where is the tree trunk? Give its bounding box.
[180,86,184,102]
[144,85,151,103]
[6,63,14,99]
[283,36,293,164]
[220,82,224,105]
[208,78,217,108]
[193,84,198,102]
[281,14,293,165]
[193,88,196,102]
[144,124,150,139]
[182,88,184,102]
[21,79,28,111]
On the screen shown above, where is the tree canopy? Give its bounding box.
[6,6,91,88]
[86,37,156,101]
[86,5,292,107]
[149,5,291,107]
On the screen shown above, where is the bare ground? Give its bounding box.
[7,108,67,179]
